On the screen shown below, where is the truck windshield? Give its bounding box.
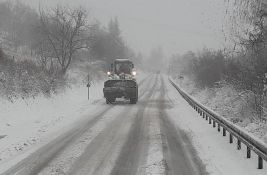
[115,62,132,74]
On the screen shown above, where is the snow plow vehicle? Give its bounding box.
[103,59,138,104]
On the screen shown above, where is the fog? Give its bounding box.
[1,1,267,174]
[20,0,226,56]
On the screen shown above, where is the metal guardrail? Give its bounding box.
[169,78,267,169]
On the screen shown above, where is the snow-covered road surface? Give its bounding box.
[0,74,266,175]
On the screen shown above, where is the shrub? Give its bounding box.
[0,53,67,101]
[192,50,225,88]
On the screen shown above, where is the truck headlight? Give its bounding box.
[107,71,111,75]
[132,71,137,76]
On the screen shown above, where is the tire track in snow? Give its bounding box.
[158,75,208,175]
[109,74,159,175]
[1,74,153,175]
[60,74,157,175]
[144,85,165,175]
[2,106,113,175]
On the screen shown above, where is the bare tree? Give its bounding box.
[224,0,267,120]
[39,6,90,74]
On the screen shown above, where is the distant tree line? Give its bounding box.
[0,1,139,75]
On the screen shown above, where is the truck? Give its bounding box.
[103,59,138,104]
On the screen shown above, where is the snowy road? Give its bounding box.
[1,74,266,175]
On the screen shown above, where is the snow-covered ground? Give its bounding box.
[0,83,103,162]
[165,76,267,175]
[0,72,146,168]
[0,73,266,175]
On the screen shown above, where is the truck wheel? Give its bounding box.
[130,98,137,104]
[136,88,138,102]
[106,97,115,104]
[130,88,138,104]
[106,98,110,104]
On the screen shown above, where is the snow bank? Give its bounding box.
[0,82,103,162]
[174,76,267,144]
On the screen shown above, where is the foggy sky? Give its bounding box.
[11,0,227,56]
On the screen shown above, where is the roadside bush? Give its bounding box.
[170,49,225,88]
[0,51,67,101]
[191,50,225,88]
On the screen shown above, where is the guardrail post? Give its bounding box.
[218,124,220,132]
[229,134,233,143]
[206,115,208,120]
[247,146,251,158]
[209,118,212,124]
[258,156,263,169]
[203,113,205,119]
[223,128,226,136]
[213,120,216,128]
[237,140,241,150]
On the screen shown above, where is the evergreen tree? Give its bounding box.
[108,17,121,37]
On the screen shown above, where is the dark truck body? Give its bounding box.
[103,79,138,104]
